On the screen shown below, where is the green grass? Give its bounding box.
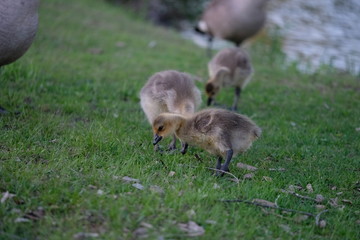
[1,0,359,239]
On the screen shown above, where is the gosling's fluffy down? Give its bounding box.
[140,70,202,150]
[152,108,261,174]
[206,48,253,110]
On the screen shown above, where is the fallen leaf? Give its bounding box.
[315,194,325,203]
[243,173,254,180]
[205,220,217,225]
[132,183,144,190]
[329,198,339,207]
[306,184,314,193]
[73,232,99,239]
[168,171,176,177]
[316,205,326,210]
[186,209,196,218]
[148,41,157,48]
[11,208,21,214]
[294,215,309,223]
[14,217,30,223]
[262,176,273,182]
[122,176,140,183]
[338,205,346,212]
[279,224,292,234]
[88,185,97,190]
[342,199,353,205]
[133,227,148,239]
[213,183,220,189]
[237,162,258,171]
[115,42,126,48]
[178,221,205,237]
[269,168,286,171]
[336,192,343,195]
[1,191,16,203]
[140,222,153,229]
[317,220,326,228]
[288,185,303,191]
[323,103,330,109]
[150,185,164,194]
[252,199,277,208]
[88,48,103,55]
[331,186,337,191]
[24,207,45,221]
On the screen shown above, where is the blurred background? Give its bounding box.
[106,0,360,75]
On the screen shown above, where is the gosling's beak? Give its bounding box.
[207,97,213,106]
[153,134,163,145]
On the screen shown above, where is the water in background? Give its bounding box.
[182,0,360,74]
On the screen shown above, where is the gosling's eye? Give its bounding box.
[158,126,164,131]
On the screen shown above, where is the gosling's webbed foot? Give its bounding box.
[154,144,163,153]
[215,149,233,177]
[167,143,176,152]
[215,165,230,177]
[220,165,230,173]
[180,143,188,155]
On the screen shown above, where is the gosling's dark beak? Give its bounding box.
[153,134,163,145]
[207,97,213,106]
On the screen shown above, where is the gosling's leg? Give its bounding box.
[180,142,188,155]
[154,144,159,152]
[214,156,223,176]
[219,149,233,176]
[207,97,213,106]
[168,134,177,151]
[231,87,242,111]
[207,36,213,58]
[216,149,233,177]
[216,156,222,170]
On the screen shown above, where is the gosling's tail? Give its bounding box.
[253,126,262,139]
[194,21,208,35]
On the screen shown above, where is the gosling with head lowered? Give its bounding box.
[152,108,261,175]
[140,70,201,151]
[206,47,253,111]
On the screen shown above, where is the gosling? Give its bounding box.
[206,47,253,111]
[140,70,202,151]
[152,108,261,175]
[195,0,268,55]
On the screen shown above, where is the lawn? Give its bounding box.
[1,0,359,239]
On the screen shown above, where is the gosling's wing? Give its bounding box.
[193,111,214,134]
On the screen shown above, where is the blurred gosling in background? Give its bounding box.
[206,47,253,111]
[195,0,268,55]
